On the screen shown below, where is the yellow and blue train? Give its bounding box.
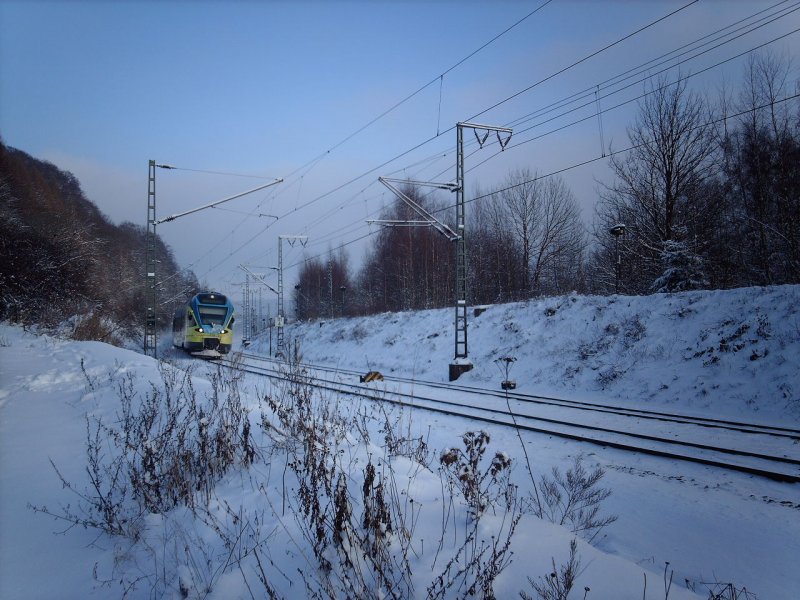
[172,292,235,356]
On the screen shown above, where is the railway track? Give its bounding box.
[216,352,800,484]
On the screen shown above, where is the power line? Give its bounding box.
[506,0,800,131]
[466,0,701,122]
[285,92,800,272]
[465,26,800,176]
[354,0,799,196]
[155,165,280,179]
[466,92,800,208]
[259,0,703,238]
[196,1,788,285]
[190,2,556,281]
[398,16,800,197]
[275,0,554,186]
[277,18,800,272]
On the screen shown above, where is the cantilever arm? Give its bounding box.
[155,178,283,225]
[377,177,460,242]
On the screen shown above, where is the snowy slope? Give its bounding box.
[276,286,800,423]
[1,286,799,599]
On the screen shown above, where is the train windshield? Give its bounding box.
[198,306,228,326]
[197,293,227,306]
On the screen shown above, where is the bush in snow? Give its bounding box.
[521,538,583,600]
[260,354,418,598]
[439,430,514,520]
[525,456,617,543]
[34,360,255,539]
[430,429,520,600]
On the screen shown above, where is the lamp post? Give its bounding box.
[609,224,626,294]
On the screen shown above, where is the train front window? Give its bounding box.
[198,306,228,326]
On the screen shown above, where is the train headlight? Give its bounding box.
[197,327,204,333]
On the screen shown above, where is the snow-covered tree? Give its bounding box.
[651,239,708,293]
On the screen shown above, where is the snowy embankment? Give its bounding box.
[0,286,798,599]
[278,286,800,423]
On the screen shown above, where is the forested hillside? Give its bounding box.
[0,141,198,345]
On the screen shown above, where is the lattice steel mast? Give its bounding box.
[277,235,307,358]
[144,160,159,357]
[373,123,510,380]
[452,122,512,378]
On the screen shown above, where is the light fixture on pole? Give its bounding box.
[609,223,626,294]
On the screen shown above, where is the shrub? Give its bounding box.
[525,456,617,542]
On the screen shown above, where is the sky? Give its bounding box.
[2,0,799,300]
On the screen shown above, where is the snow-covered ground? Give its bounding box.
[278,286,799,424]
[1,286,799,599]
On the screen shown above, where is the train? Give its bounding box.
[172,291,235,357]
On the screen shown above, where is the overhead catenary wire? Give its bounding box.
[153,165,281,180]
[273,0,555,188]
[505,0,800,134]
[194,0,793,287]
[284,92,800,272]
[296,3,800,256]
[466,92,800,209]
[258,0,703,232]
[347,0,799,198]
[277,20,800,269]
[465,0,701,123]
[187,2,557,282]
[378,16,800,206]
[504,0,798,131]
[465,26,800,177]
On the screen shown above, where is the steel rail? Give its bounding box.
[236,352,800,439]
[217,355,800,484]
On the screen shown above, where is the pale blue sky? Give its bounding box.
[2,0,798,296]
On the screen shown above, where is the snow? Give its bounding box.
[281,286,799,424]
[1,286,799,599]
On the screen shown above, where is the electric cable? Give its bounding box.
[274,1,555,187]
[194,1,791,286]
[284,91,800,271]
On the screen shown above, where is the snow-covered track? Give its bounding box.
[236,352,800,440]
[218,353,800,484]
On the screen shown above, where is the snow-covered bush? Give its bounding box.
[521,538,583,600]
[525,456,617,543]
[35,360,255,537]
[439,430,513,519]
[31,345,622,599]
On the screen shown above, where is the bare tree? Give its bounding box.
[528,176,587,295]
[355,185,452,314]
[471,170,586,300]
[0,142,198,335]
[470,185,525,303]
[594,75,716,294]
[721,50,800,285]
[294,247,353,320]
[502,170,541,293]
